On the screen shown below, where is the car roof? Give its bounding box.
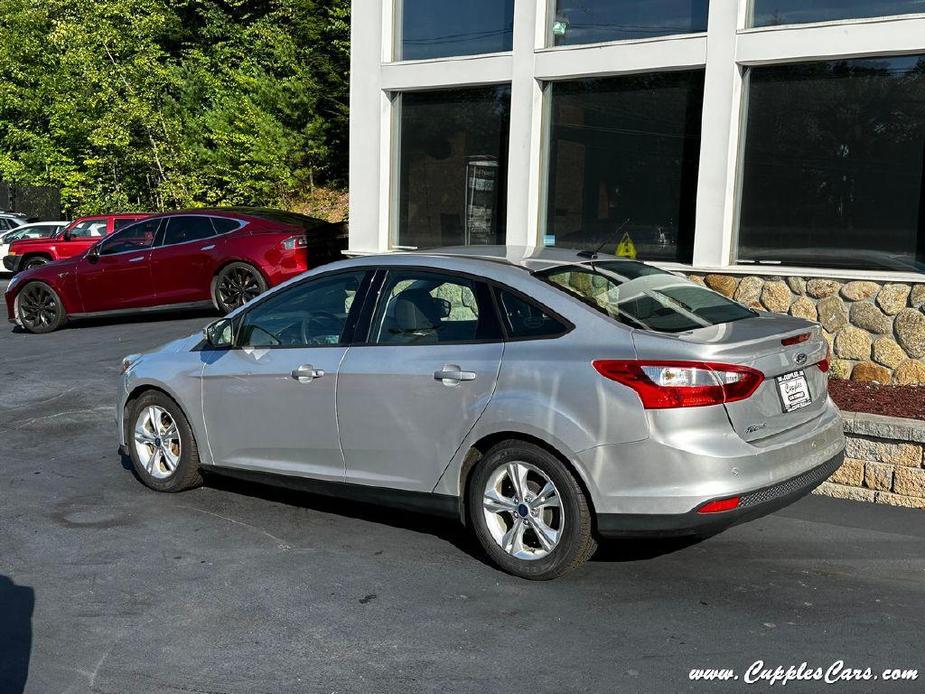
[394,245,643,273]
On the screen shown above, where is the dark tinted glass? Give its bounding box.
[540,262,754,333]
[396,86,510,249]
[752,0,925,27]
[162,216,216,245]
[398,0,514,61]
[98,219,159,255]
[371,270,501,344]
[545,72,704,263]
[211,217,241,234]
[239,271,366,347]
[496,289,569,339]
[739,57,925,273]
[552,0,709,46]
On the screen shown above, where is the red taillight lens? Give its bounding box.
[817,342,832,373]
[782,333,811,346]
[698,496,740,514]
[592,360,765,409]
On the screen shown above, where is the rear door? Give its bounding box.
[337,268,504,492]
[74,218,159,312]
[150,215,228,305]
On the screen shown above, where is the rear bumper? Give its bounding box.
[596,450,844,538]
[3,255,22,273]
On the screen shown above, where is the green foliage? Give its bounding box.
[0,0,350,216]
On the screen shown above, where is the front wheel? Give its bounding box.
[212,262,268,314]
[468,440,597,580]
[16,282,67,333]
[23,256,49,270]
[128,391,203,493]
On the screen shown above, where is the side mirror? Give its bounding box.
[86,245,101,262]
[63,230,72,241]
[204,318,234,349]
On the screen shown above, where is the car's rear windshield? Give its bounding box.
[536,261,755,333]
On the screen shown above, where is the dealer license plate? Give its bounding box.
[777,370,812,413]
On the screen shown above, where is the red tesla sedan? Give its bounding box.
[5,208,347,333]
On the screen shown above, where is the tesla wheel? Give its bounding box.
[16,282,67,333]
[128,391,203,493]
[212,262,268,314]
[468,440,597,580]
[23,256,49,270]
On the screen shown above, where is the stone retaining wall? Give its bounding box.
[815,412,925,509]
[686,274,925,385]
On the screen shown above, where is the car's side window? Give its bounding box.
[97,219,160,256]
[237,270,366,348]
[69,220,108,238]
[210,217,241,234]
[495,288,570,340]
[370,269,501,345]
[113,218,140,231]
[161,216,216,246]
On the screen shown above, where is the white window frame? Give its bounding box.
[348,0,925,280]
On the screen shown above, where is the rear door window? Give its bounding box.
[539,261,755,333]
[161,216,216,246]
[370,270,501,345]
[69,220,108,238]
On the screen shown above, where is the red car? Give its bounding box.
[3,213,150,273]
[5,208,348,333]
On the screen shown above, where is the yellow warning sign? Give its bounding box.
[615,232,637,259]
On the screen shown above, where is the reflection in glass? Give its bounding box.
[544,72,705,263]
[395,86,511,249]
[397,0,514,61]
[751,0,925,27]
[551,0,708,47]
[738,57,925,273]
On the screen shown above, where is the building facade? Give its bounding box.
[349,0,925,384]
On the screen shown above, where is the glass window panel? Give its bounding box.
[397,0,514,61]
[98,219,159,255]
[239,271,366,347]
[161,216,216,245]
[371,270,501,345]
[395,86,510,249]
[495,288,569,339]
[544,71,704,263]
[738,57,925,273]
[551,0,709,47]
[751,0,925,27]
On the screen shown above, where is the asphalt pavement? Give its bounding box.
[1,275,924,693]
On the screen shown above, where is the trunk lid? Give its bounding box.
[632,314,829,442]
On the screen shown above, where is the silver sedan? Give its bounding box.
[118,247,845,580]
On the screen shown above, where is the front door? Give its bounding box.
[151,215,227,305]
[337,269,504,492]
[75,218,159,313]
[201,269,368,481]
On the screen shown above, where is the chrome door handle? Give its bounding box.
[128,256,145,263]
[200,244,216,251]
[434,364,476,385]
[291,364,325,383]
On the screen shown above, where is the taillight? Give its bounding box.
[817,342,832,373]
[592,360,765,409]
[281,236,308,251]
[782,333,810,346]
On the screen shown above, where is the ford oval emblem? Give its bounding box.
[795,352,808,365]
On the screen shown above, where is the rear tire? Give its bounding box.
[468,440,597,580]
[212,262,268,314]
[16,281,67,333]
[128,391,203,493]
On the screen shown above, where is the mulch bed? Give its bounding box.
[829,379,925,422]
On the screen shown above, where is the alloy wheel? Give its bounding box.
[216,267,262,311]
[133,406,182,480]
[18,284,59,330]
[482,462,564,561]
